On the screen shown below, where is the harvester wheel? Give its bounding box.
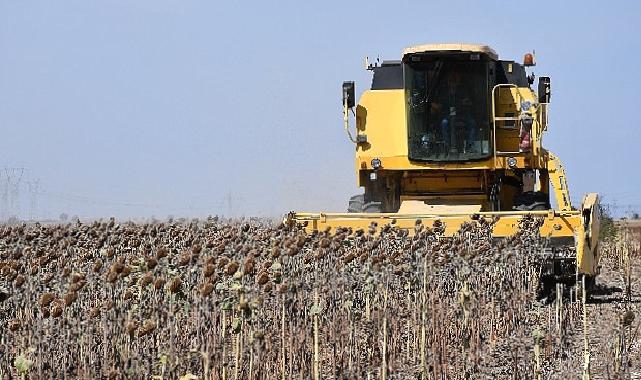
[513,191,550,211]
[581,274,596,293]
[348,194,382,213]
[348,194,364,212]
[538,274,596,302]
[363,202,382,213]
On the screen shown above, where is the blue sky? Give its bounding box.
[1,0,639,219]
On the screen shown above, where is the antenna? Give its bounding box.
[365,55,381,71]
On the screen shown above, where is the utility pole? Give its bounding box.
[226,191,233,218]
[0,171,7,221]
[1,168,25,221]
[27,178,40,221]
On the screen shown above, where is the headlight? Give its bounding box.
[371,158,382,169]
[507,157,517,168]
[520,101,532,112]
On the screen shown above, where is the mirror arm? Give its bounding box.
[344,98,357,144]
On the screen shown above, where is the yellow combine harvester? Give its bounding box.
[286,43,600,283]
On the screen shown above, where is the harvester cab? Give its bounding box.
[286,43,600,284]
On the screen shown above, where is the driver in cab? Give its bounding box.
[431,70,478,153]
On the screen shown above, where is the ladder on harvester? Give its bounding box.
[491,83,523,160]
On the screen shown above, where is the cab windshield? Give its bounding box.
[405,58,491,161]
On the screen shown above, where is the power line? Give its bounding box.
[1,168,25,220]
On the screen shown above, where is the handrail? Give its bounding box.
[534,102,549,155]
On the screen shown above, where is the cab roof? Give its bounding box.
[402,43,498,60]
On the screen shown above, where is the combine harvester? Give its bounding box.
[286,43,600,285]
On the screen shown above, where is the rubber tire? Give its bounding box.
[362,202,382,213]
[513,191,550,211]
[348,194,382,213]
[580,274,596,294]
[348,194,364,213]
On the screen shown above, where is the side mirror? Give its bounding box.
[538,76,551,104]
[342,81,355,108]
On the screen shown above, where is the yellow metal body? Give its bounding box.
[287,43,600,277]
